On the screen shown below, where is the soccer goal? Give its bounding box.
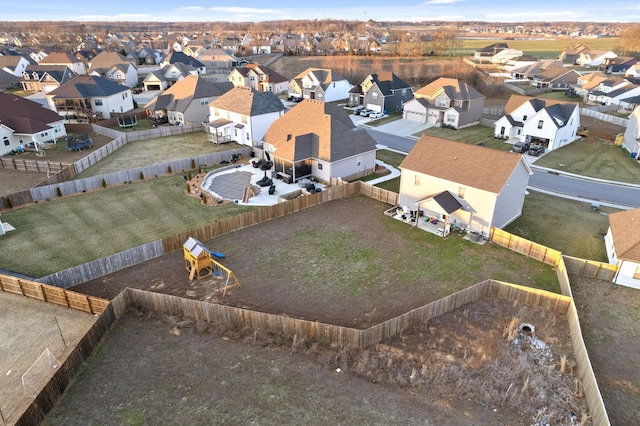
[21,348,60,398]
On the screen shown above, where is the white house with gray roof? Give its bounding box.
[288,68,353,102]
[494,95,580,151]
[46,75,134,121]
[207,86,285,147]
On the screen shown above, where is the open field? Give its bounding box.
[455,37,620,59]
[0,174,256,277]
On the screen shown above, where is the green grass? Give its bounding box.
[536,91,588,107]
[505,191,616,261]
[0,175,256,277]
[534,138,640,184]
[418,125,513,152]
[456,38,620,59]
[74,133,243,178]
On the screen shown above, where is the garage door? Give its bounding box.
[405,111,425,123]
[366,104,382,113]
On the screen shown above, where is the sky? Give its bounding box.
[4,1,640,23]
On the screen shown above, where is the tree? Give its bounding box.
[618,24,640,56]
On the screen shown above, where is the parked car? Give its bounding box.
[359,109,372,117]
[528,145,546,156]
[353,107,363,115]
[512,141,530,153]
[369,111,384,119]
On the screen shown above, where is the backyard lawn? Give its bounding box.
[0,175,256,277]
[417,125,513,152]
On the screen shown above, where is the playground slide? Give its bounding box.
[192,238,226,258]
[209,250,226,259]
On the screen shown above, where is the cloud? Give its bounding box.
[178,6,206,11]
[209,7,281,15]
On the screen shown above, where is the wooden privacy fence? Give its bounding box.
[0,157,71,173]
[15,301,118,426]
[490,227,563,267]
[117,279,571,350]
[555,258,610,425]
[0,273,108,314]
[580,109,629,127]
[563,255,618,282]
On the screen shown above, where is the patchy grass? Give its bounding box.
[456,38,619,59]
[0,175,256,277]
[505,190,616,261]
[533,138,640,184]
[536,91,588,107]
[74,133,243,179]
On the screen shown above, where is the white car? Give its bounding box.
[369,111,384,119]
[359,109,372,117]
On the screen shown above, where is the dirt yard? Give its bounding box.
[43,296,586,425]
[0,292,98,424]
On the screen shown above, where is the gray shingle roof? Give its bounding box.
[48,75,129,98]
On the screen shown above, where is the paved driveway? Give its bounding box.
[351,115,433,138]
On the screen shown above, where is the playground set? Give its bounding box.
[182,237,240,297]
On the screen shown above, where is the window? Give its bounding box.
[446,114,455,123]
[214,108,220,116]
[401,88,407,95]
[538,120,544,129]
[318,163,323,170]
[414,174,420,185]
[522,115,527,121]
[242,116,247,124]
[200,98,208,105]
[356,156,362,167]
[317,93,323,99]
[458,187,465,199]
[94,99,103,106]
[634,266,640,280]
[372,92,378,100]
[3,137,9,147]
[246,133,250,140]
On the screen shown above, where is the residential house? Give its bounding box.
[144,75,233,125]
[605,208,640,289]
[626,64,640,78]
[47,75,134,122]
[533,68,581,89]
[0,91,66,156]
[207,87,285,147]
[473,42,509,62]
[348,71,413,113]
[198,48,238,69]
[501,55,539,73]
[587,79,640,106]
[402,77,485,129]
[143,63,197,91]
[599,56,639,75]
[87,51,138,88]
[398,136,532,236]
[576,50,617,67]
[621,105,640,158]
[494,95,580,151]
[491,48,524,65]
[222,37,241,54]
[228,64,288,94]
[288,68,353,102]
[262,99,378,183]
[510,60,565,80]
[0,68,20,90]
[21,65,77,93]
[559,44,589,64]
[160,52,206,74]
[572,72,613,97]
[39,52,86,75]
[0,55,31,77]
